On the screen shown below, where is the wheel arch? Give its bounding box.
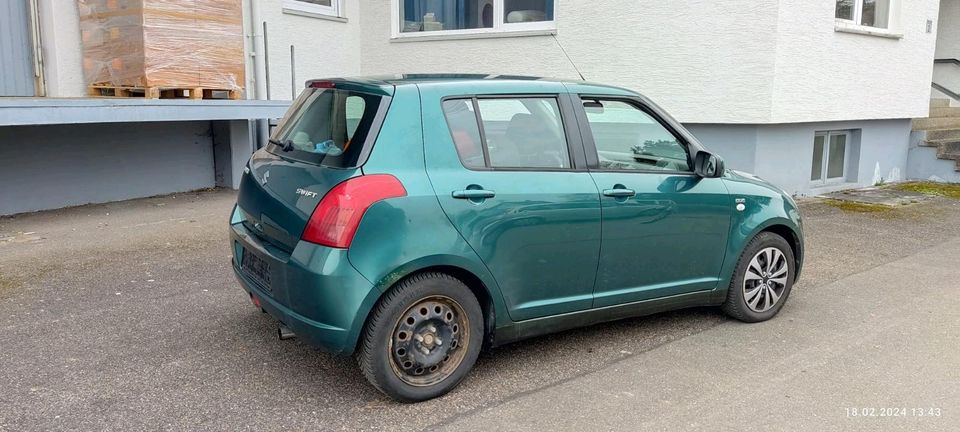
[351,259,505,354]
[716,216,804,303]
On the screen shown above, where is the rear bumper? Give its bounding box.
[230,220,378,355]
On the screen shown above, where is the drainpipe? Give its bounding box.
[248,0,269,148]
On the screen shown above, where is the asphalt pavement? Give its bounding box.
[1,189,958,431]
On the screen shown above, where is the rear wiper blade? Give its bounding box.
[268,138,294,152]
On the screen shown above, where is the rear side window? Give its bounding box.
[269,88,386,168]
[441,97,570,170]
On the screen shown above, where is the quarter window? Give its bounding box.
[581,99,691,172]
[397,0,555,37]
[835,0,892,29]
[441,97,571,170]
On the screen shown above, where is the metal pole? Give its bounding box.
[263,21,271,100]
[290,45,296,100]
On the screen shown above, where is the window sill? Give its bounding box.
[834,21,902,39]
[282,7,348,23]
[391,28,556,43]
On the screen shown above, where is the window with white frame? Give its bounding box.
[811,131,849,184]
[835,0,892,29]
[396,0,555,36]
[284,0,343,18]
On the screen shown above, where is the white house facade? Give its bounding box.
[0,0,957,214]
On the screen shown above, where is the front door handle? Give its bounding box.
[452,189,496,200]
[602,188,636,198]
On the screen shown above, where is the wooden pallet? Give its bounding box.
[87,85,242,100]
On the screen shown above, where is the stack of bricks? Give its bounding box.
[80,0,245,99]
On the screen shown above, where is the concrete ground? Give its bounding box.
[1,189,958,431]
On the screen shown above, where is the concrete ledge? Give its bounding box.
[0,98,291,127]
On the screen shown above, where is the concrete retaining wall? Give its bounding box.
[0,122,216,215]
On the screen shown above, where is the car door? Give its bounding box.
[422,86,601,322]
[572,95,732,308]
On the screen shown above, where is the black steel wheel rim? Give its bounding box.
[388,295,470,387]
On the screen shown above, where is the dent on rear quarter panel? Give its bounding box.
[347,84,510,327]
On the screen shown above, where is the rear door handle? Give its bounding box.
[452,189,496,199]
[602,188,636,198]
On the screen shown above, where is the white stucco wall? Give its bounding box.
[935,0,960,60]
[769,0,941,123]
[360,0,780,124]
[249,0,363,100]
[359,0,941,124]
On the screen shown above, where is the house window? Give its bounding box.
[835,0,892,29]
[283,0,343,18]
[396,0,555,37]
[811,131,849,183]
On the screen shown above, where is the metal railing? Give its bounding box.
[933,58,960,101]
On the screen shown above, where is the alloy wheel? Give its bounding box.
[742,247,789,313]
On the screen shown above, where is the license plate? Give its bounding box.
[241,248,272,290]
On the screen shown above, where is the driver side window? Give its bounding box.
[581,98,691,172]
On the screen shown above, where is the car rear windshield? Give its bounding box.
[268,88,388,168]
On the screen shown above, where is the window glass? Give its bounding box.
[827,134,847,179]
[475,98,569,169]
[441,97,570,170]
[504,0,554,23]
[811,134,825,181]
[441,99,485,169]
[300,0,332,6]
[400,0,493,33]
[860,0,890,28]
[269,88,384,168]
[582,99,690,172]
[835,0,854,20]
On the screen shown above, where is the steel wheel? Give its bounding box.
[741,247,789,313]
[388,295,470,387]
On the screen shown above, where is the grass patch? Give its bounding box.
[822,199,895,213]
[893,182,960,199]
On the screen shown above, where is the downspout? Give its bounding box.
[247,0,269,148]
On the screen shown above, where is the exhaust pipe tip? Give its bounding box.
[278,325,296,340]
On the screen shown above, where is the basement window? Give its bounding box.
[393,0,556,40]
[811,131,851,184]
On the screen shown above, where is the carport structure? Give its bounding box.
[0,98,288,215]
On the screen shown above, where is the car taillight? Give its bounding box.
[309,81,336,88]
[301,174,406,248]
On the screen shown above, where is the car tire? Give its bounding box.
[357,272,483,402]
[722,232,796,323]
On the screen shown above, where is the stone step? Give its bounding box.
[936,141,960,161]
[931,98,952,108]
[929,107,960,118]
[924,129,960,142]
[912,117,960,130]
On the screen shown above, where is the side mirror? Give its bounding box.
[694,151,725,178]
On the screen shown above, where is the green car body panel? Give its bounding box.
[230,75,803,355]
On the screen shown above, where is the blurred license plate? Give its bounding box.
[241,248,271,290]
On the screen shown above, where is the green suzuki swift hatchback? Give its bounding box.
[230,75,803,402]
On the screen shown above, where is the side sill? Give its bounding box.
[491,290,718,347]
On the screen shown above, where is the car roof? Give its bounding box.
[307,74,639,97]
